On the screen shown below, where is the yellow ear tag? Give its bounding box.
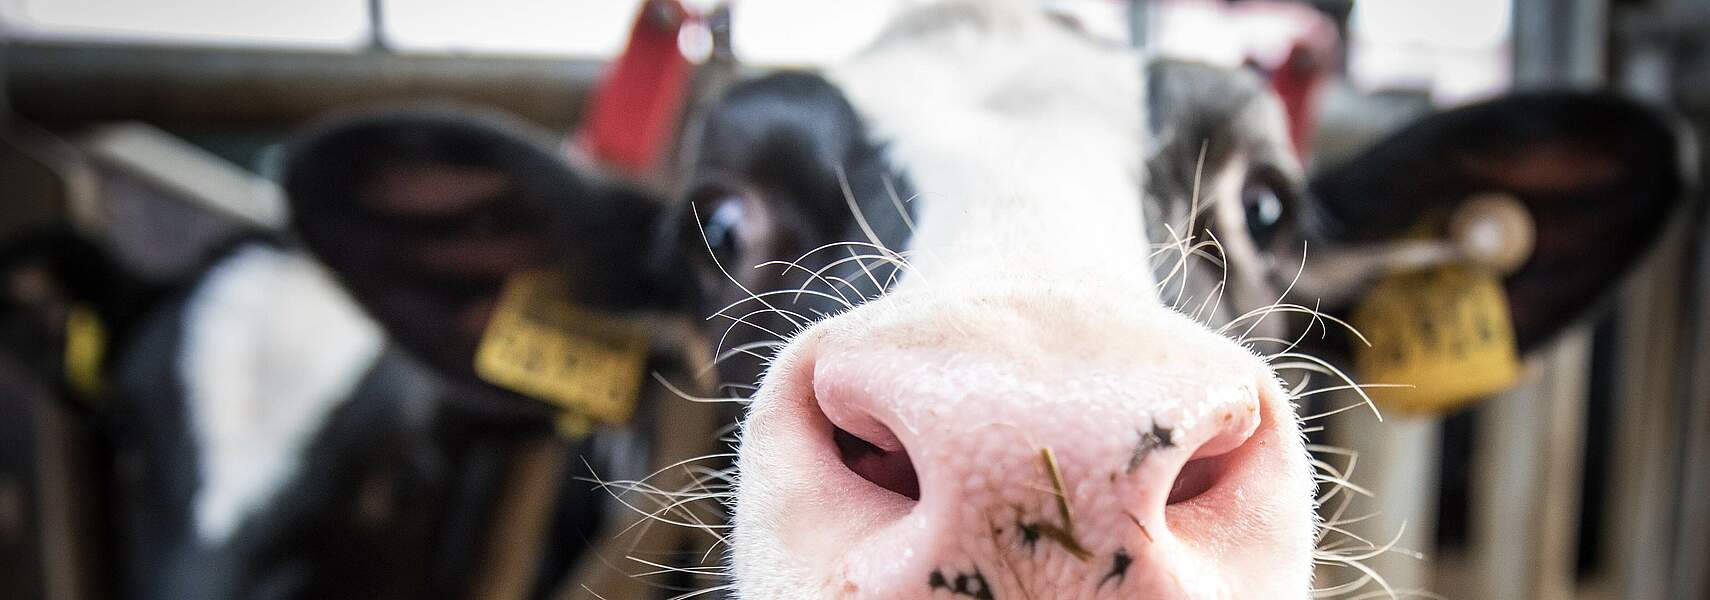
[1350,265,1521,414]
[473,271,648,434]
[64,302,109,402]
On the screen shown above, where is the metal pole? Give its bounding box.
[1333,408,1440,595]
[1,16,10,118]
[1671,151,1710,600]
[1512,0,1607,89]
[1128,0,1151,50]
[3,42,603,129]
[1637,6,1710,599]
[367,0,389,52]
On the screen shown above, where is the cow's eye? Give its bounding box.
[698,194,749,267]
[1241,175,1289,248]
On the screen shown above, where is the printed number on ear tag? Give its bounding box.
[474,271,648,433]
[1351,265,1520,415]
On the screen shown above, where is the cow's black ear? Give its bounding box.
[281,106,687,382]
[1307,92,1693,352]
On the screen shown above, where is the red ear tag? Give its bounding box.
[577,0,696,176]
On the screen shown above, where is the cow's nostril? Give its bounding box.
[1166,454,1233,505]
[833,425,920,501]
[1166,402,1265,506]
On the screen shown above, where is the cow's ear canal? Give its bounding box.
[281,106,693,423]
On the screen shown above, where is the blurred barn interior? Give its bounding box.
[1,1,1707,599]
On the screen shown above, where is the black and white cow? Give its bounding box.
[95,235,680,599]
[275,4,1687,599]
[15,2,1686,599]
[82,153,728,597]
[0,126,709,598]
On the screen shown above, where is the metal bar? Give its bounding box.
[33,390,110,600]
[2,33,11,116]
[1670,162,1710,600]
[1531,335,1593,600]
[367,0,389,52]
[0,356,48,600]
[1608,7,1710,596]
[1659,9,1710,598]
[1330,409,1439,594]
[77,123,285,229]
[1597,232,1690,600]
[1512,0,1607,89]
[467,439,564,600]
[1127,0,1151,49]
[1537,330,1592,598]
[4,41,603,129]
[1469,328,1592,600]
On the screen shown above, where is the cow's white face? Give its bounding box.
[710,6,1316,598]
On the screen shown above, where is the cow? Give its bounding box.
[275,3,1689,598]
[5,1,1686,598]
[0,134,718,598]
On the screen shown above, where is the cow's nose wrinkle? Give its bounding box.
[832,423,920,501]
